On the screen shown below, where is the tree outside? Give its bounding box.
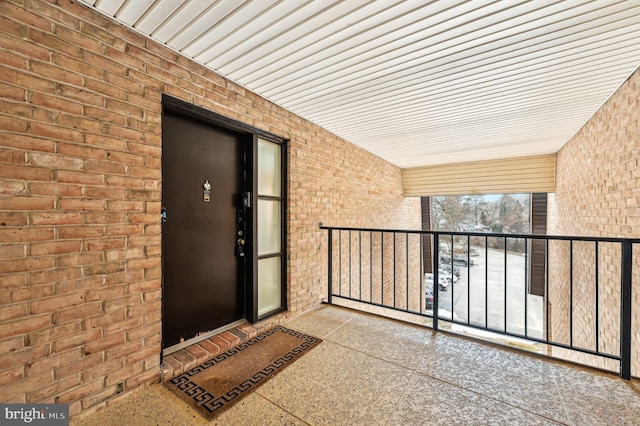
[431,194,531,253]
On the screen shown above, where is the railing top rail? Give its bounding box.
[319,225,640,244]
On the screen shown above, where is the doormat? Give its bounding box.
[165,326,321,420]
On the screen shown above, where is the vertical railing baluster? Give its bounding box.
[393,232,397,308]
[620,240,632,380]
[406,232,409,311]
[570,240,574,348]
[348,230,352,299]
[504,237,507,333]
[339,230,342,297]
[433,233,440,331]
[327,228,333,305]
[370,231,373,304]
[359,230,362,301]
[420,234,424,314]
[450,235,454,318]
[595,241,599,354]
[545,239,550,344]
[485,235,488,329]
[381,232,384,307]
[524,237,528,337]
[467,234,470,325]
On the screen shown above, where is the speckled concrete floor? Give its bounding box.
[71,305,640,425]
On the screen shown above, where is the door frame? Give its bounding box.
[161,94,288,327]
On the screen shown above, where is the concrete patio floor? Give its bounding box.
[71,305,640,425]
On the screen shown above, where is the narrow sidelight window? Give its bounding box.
[256,138,285,317]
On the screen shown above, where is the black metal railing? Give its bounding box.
[321,226,638,379]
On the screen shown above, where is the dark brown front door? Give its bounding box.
[162,111,245,349]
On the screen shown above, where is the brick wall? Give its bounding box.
[330,231,424,314]
[547,66,640,375]
[0,0,420,417]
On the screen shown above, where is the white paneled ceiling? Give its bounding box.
[78,0,640,168]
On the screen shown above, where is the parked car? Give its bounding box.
[442,254,475,267]
[438,263,461,277]
[453,255,474,266]
[425,287,434,310]
[425,273,449,291]
[438,271,457,284]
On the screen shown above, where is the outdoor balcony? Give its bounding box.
[71,304,640,425]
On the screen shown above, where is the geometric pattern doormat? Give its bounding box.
[165,326,321,420]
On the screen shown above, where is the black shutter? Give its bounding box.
[529,193,547,296]
[421,197,433,273]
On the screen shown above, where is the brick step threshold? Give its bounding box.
[160,322,271,382]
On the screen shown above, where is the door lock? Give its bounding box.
[235,238,246,258]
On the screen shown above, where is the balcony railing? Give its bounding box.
[321,226,639,379]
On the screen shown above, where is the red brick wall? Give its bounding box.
[548,66,640,375]
[0,0,420,416]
